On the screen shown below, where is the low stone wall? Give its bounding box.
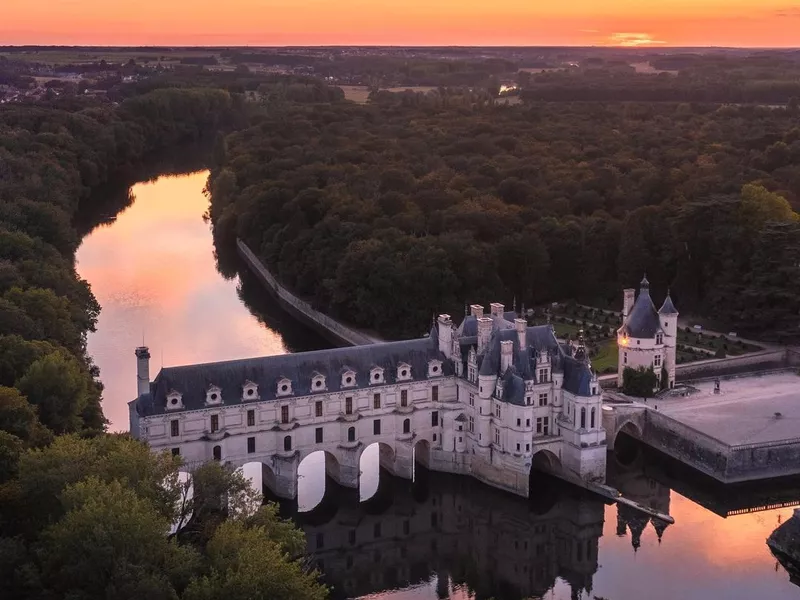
[237,239,382,347]
[728,438,800,483]
[643,410,731,481]
[675,350,788,381]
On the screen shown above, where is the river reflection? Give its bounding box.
[290,448,800,600]
[76,171,328,430]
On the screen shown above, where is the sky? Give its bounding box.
[3,0,800,47]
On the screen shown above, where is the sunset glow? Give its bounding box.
[3,0,799,47]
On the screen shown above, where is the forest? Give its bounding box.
[210,95,800,342]
[0,87,328,598]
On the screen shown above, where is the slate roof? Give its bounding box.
[561,355,594,397]
[659,294,678,315]
[621,286,661,339]
[135,335,448,417]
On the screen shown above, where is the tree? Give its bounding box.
[183,518,327,600]
[17,352,91,434]
[0,386,52,447]
[622,366,658,398]
[37,478,200,600]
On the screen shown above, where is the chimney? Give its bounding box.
[515,318,527,349]
[437,314,453,359]
[477,317,493,354]
[623,288,636,320]
[500,340,514,372]
[470,304,484,318]
[135,346,151,398]
[490,302,505,318]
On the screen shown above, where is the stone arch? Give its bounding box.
[531,449,562,473]
[359,441,397,501]
[240,461,278,500]
[413,439,431,478]
[614,420,644,467]
[212,445,222,461]
[297,450,343,512]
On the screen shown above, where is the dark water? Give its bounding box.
[76,172,800,600]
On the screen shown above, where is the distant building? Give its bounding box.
[617,276,679,389]
[129,302,607,500]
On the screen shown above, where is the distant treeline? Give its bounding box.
[209,98,800,342]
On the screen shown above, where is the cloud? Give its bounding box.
[776,7,800,18]
[608,32,666,46]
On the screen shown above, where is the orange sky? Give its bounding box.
[3,0,800,47]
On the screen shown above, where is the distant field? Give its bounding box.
[630,62,679,75]
[0,50,219,65]
[340,85,371,103]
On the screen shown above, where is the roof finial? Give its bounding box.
[512,296,517,313]
[641,272,650,289]
[465,301,469,317]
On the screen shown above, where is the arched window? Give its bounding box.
[403,418,411,434]
[347,427,355,442]
[590,407,596,429]
[580,407,586,430]
[283,435,292,451]
[212,445,221,461]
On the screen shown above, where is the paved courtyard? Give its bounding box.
[654,372,800,447]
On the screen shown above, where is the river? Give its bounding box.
[76,171,800,600]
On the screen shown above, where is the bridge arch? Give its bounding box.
[531,449,562,473]
[613,420,645,467]
[240,460,278,500]
[297,450,343,512]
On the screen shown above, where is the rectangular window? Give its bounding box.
[526,418,530,427]
[526,443,530,452]
[345,397,353,415]
[516,418,521,427]
[538,393,548,406]
[539,368,548,383]
[315,427,323,443]
[401,389,408,407]
[170,419,179,437]
[468,416,474,433]
[171,447,180,456]
[526,396,532,406]
[315,401,323,417]
[431,411,439,427]
[433,433,437,442]
[247,437,255,453]
[494,428,500,445]
[432,385,439,402]
[469,393,475,406]
[373,393,381,409]
[373,419,381,435]
[247,410,255,427]
[495,405,501,418]
[543,417,550,435]
[281,405,289,424]
[516,443,520,452]
[210,414,219,433]
[624,352,628,365]
[654,355,662,368]
[536,417,543,434]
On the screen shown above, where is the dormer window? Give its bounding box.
[276,377,293,397]
[397,363,412,381]
[656,333,663,345]
[242,380,259,401]
[166,390,183,410]
[428,360,443,378]
[369,367,385,385]
[341,370,357,388]
[311,372,327,392]
[205,385,222,406]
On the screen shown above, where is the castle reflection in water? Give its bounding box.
[289,463,673,600]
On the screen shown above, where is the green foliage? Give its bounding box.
[0,436,325,600]
[211,98,800,340]
[622,366,658,398]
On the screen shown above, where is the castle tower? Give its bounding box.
[659,291,679,389]
[437,314,453,359]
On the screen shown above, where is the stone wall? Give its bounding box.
[675,350,788,381]
[237,239,382,346]
[727,438,800,483]
[641,410,731,481]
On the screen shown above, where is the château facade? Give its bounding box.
[617,276,679,389]
[129,302,607,499]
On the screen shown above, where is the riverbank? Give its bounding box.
[237,238,383,347]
